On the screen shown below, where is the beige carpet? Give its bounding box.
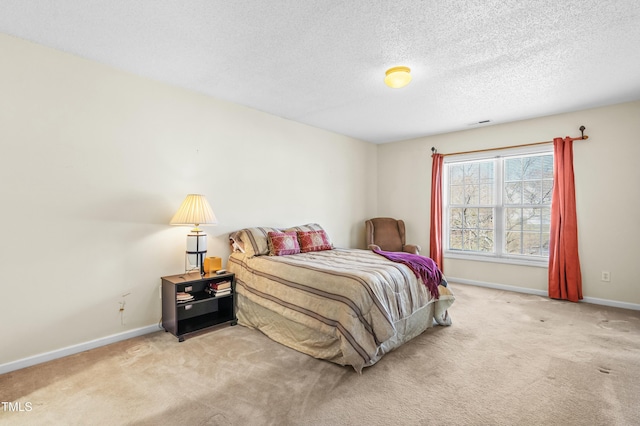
[1,283,639,426]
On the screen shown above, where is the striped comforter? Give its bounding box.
[227,248,454,371]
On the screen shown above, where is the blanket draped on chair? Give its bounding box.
[373,248,442,299]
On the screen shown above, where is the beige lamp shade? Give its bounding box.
[170,194,218,231]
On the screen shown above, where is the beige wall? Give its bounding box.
[0,34,377,365]
[378,101,640,305]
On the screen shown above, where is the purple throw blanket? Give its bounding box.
[373,248,442,299]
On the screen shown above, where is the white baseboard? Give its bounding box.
[450,277,548,297]
[449,277,640,311]
[580,296,640,311]
[0,324,161,375]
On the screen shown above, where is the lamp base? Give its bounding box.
[185,231,207,276]
[184,253,206,276]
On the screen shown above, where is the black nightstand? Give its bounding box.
[161,271,237,342]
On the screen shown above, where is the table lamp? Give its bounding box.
[170,194,218,275]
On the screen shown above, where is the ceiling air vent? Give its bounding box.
[468,119,491,126]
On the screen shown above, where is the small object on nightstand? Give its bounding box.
[204,256,223,273]
[215,269,227,275]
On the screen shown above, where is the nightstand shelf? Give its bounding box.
[161,271,237,342]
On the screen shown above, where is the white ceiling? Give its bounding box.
[1,1,640,143]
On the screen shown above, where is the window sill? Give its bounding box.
[444,251,549,268]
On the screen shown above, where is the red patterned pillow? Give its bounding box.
[267,231,301,256]
[297,230,332,253]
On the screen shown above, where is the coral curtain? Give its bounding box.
[430,153,444,271]
[548,137,583,302]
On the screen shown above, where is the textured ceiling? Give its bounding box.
[1,1,640,143]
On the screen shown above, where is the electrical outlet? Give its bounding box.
[159,284,162,299]
[601,271,611,282]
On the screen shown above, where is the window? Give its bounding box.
[444,147,553,265]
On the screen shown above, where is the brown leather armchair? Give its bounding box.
[365,217,421,255]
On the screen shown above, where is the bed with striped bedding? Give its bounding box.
[227,247,454,372]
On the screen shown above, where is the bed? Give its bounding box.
[227,224,455,372]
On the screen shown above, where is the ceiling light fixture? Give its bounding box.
[384,66,412,89]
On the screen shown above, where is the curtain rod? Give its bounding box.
[431,126,588,157]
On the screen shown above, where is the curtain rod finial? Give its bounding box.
[431,147,436,154]
[579,125,586,139]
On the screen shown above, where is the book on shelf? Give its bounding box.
[209,281,231,290]
[213,288,231,296]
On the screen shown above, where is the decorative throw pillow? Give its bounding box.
[297,230,333,253]
[267,231,301,256]
[284,223,334,248]
[237,227,283,257]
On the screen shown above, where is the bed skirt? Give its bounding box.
[236,291,439,371]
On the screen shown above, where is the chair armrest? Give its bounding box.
[368,244,381,251]
[403,244,421,255]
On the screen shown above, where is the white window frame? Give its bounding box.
[443,145,553,268]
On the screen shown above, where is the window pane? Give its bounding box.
[478,230,494,252]
[505,158,523,181]
[522,208,541,231]
[523,232,542,255]
[524,180,542,204]
[463,230,478,251]
[450,185,465,205]
[464,163,479,181]
[464,208,478,228]
[450,230,463,250]
[450,208,463,229]
[480,162,494,183]
[450,165,464,184]
[506,231,521,254]
[480,184,493,204]
[465,184,479,205]
[543,155,554,179]
[541,233,550,256]
[541,207,550,227]
[478,208,494,229]
[523,156,542,180]
[504,182,522,204]
[542,180,553,203]
[506,208,522,231]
